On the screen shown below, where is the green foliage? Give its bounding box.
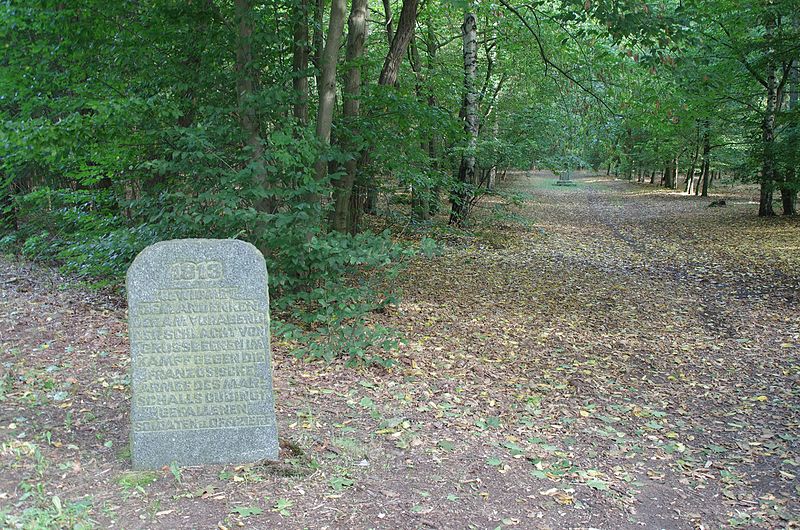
[3,0,796,371]
[4,188,157,278]
[230,506,263,518]
[274,231,412,367]
[116,471,158,492]
[1,495,95,530]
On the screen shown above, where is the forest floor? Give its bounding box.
[1,172,799,530]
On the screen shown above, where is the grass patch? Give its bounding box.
[116,471,158,492]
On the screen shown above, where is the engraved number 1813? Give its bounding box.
[168,261,223,281]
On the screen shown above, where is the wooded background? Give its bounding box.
[1,0,798,361]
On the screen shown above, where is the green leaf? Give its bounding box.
[329,476,355,492]
[231,506,263,517]
[438,440,455,452]
[586,479,609,491]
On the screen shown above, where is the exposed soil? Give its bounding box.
[1,172,798,529]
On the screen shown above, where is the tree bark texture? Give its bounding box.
[292,0,310,125]
[382,0,394,46]
[311,0,326,89]
[378,0,419,86]
[356,0,419,217]
[312,0,346,185]
[759,12,777,216]
[449,12,478,226]
[663,157,677,189]
[331,0,368,233]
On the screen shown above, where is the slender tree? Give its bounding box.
[292,0,311,125]
[450,12,479,226]
[331,0,369,233]
[379,0,420,86]
[235,0,271,215]
[312,0,347,186]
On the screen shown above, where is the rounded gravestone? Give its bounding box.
[127,239,278,469]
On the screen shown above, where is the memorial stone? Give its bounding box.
[127,239,278,469]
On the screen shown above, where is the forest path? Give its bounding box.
[386,172,799,528]
[1,172,798,529]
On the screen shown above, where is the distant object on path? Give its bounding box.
[127,239,278,469]
[555,171,577,186]
[708,199,727,207]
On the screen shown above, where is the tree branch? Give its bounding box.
[497,0,617,114]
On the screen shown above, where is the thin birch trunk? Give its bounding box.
[759,12,777,216]
[449,12,478,226]
[685,124,700,193]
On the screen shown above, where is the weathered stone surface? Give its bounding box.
[127,239,278,469]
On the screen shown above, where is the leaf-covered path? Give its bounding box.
[1,173,798,529]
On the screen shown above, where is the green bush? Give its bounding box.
[273,230,413,367]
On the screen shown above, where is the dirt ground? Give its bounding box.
[1,172,799,529]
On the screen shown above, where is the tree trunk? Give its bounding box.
[331,0,368,233]
[759,12,778,217]
[649,170,655,184]
[685,127,700,193]
[426,22,441,217]
[235,0,272,215]
[378,0,419,86]
[673,157,679,189]
[311,0,326,90]
[700,158,710,197]
[781,33,798,215]
[449,12,478,226]
[357,0,420,217]
[781,189,797,215]
[664,156,677,189]
[312,0,346,186]
[685,165,695,193]
[759,182,774,215]
[488,121,499,191]
[697,120,710,197]
[409,36,431,221]
[382,0,394,46]
[485,18,500,192]
[292,0,310,125]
